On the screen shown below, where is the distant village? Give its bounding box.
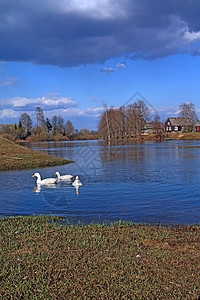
[143,117,200,135]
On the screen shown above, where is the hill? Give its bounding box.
[0,135,72,171]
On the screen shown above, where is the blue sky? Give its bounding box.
[1,0,200,130]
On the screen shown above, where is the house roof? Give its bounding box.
[167,117,187,126]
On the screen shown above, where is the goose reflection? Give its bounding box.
[34,186,41,193]
[75,186,80,195]
[33,183,57,193]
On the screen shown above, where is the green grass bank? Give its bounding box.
[0,136,72,171]
[0,216,199,299]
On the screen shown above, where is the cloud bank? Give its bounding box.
[0,93,104,130]
[0,94,76,111]
[1,0,200,67]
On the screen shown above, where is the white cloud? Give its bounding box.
[62,106,104,117]
[56,0,126,19]
[115,62,126,68]
[1,94,76,111]
[101,67,116,73]
[0,93,104,124]
[89,97,102,104]
[0,109,18,119]
[40,106,103,119]
[101,62,126,74]
[155,105,180,118]
[0,76,18,86]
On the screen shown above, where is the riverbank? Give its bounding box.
[13,131,200,143]
[143,132,200,141]
[0,136,72,171]
[0,216,199,299]
[14,132,99,143]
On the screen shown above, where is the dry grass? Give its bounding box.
[0,216,200,299]
[142,132,200,141]
[169,132,200,140]
[0,135,72,171]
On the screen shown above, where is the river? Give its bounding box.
[0,140,200,224]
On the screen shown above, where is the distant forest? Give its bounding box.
[0,107,97,141]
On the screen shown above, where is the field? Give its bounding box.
[0,216,199,299]
[0,135,72,171]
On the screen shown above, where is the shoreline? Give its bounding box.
[16,132,200,143]
[0,135,72,172]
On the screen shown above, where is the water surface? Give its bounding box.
[1,140,200,225]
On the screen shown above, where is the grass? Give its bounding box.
[142,132,200,141]
[0,135,72,171]
[0,216,199,299]
[168,132,200,140]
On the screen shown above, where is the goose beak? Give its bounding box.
[32,174,36,177]
[54,173,56,175]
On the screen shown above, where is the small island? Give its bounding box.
[0,135,72,171]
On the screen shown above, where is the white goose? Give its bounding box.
[72,176,82,187]
[32,172,57,185]
[54,171,73,181]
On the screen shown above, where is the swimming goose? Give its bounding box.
[72,176,82,187]
[54,171,73,181]
[32,172,57,185]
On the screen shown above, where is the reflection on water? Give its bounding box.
[1,140,200,224]
[75,186,80,195]
[33,184,57,193]
[33,182,81,195]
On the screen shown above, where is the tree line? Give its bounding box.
[98,101,198,140]
[98,100,154,140]
[0,107,97,141]
[1,101,198,142]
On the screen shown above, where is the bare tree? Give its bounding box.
[151,112,164,141]
[152,112,163,133]
[126,104,137,139]
[19,113,32,136]
[98,110,107,139]
[103,103,111,140]
[66,120,74,137]
[36,107,45,127]
[57,116,65,135]
[98,100,150,140]
[135,100,150,137]
[179,102,198,130]
[52,115,58,135]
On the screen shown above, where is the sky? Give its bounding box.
[1,0,200,130]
